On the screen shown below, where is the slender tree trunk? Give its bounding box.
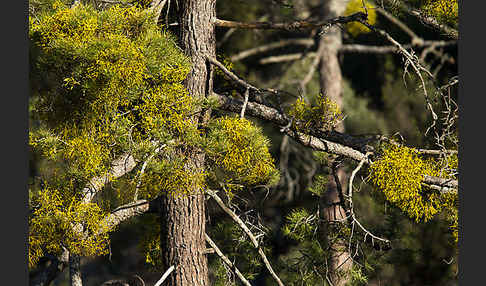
[318,1,352,285]
[159,1,215,285]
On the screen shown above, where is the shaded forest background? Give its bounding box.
[28,0,458,285]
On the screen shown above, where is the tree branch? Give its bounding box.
[214,12,368,31]
[81,153,137,203]
[230,38,314,62]
[154,265,175,286]
[380,0,458,40]
[376,7,421,43]
[149,0,168,24]
[212,92,457,192]
[101,199,154,231]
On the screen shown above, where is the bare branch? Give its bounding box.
[230,38,314,62]
[207,56,260,92]
[357,19,439,129]
[154,265,175,286]
[376,7,421,43]
[205,234,253,286]
[347,153,391,244]
[214,12,368,31]
[258,41,456,64]
[417,149,458,156]
[206,189,285,286]
[423,175,457,189]
[240,87,250,118]
[102,200,152,231]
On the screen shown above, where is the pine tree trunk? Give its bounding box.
[159,1,215,285]
[318,1,352,285]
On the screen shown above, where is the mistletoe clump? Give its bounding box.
[29,188,111,268]
[288,93,343,132]
[369,144,458,231]
[205,116,280,192]
[29,3,193,180]
[28,2,198,266]
[422,0,458,27]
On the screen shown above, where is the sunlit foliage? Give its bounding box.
[422,0,458,27]
[29,188,111,268]
[29,3,193,179]
[205,116,280,193]
[28,2,193,266]
[369,144,458,240]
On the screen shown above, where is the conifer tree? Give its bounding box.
[28,0,458,285]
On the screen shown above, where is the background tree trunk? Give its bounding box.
[69,254,83,286]
[159,1,216,285]
[318,1,352,285]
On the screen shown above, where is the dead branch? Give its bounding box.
[206,189,285,286]
[258,41,456,64]
[230,38,314,62]
[357,19,439,132]
[347,154,391,245]
[207,56,260,92]
[154,265,175,286]
[214,12,368,31]
[205,234,253,286]
[376,7,421,43]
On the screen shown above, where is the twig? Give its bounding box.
[205,234,252,286]
[230,38,314,61]
[357,19,439,130]
[240,87,250,118]
[376,7,421,43]
[347,154,390,244]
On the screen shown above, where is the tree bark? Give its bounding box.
[159,1,215,285]
[29,252,68,286]
[69,254,83,286]
[318,1,353,285]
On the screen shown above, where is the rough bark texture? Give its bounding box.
[159,1,215,285]
[318,1,353,285]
